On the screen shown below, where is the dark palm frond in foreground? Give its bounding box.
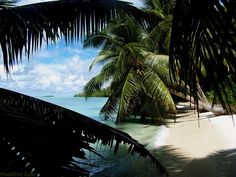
[0,88,167,177]
[0,0,146,73]
[169,0,236,111]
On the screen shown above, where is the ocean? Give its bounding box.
[38,96,109,120]
[38,96,166,177]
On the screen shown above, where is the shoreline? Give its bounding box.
[158,102,236,177]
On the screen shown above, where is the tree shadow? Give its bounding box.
[155,146,236,177]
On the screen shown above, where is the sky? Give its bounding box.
[0,0,144,97]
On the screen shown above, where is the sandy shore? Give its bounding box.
[159,102,236,177]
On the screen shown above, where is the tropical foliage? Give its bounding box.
[0,0,167,176]
[83,17,177,123]
[143,0,174,54]
[169,0,236,112]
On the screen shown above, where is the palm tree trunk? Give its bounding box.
[169,89,226,115]
[196,83,209,104]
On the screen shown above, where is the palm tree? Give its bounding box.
[169,0,236,112]
[84,10,225,125]
[83,17,177,123]
[0,1,168,176]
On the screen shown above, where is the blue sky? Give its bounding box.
[0,0,144,97]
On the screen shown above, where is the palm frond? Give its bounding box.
[100,90,120,120]
[144,54,176,87]
[144,25,162,52]
[89,51,117,71]
[84,61,116,97]
[169,0,236,111]
[142,68,176,114]
[0,0,146,72]
[145,54,208,102]
[143,0,175,15]
[83,32,123,51]
[117,70,143,122]
[0,87,167,176]
[144,14,172,54]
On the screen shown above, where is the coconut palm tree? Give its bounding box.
[0,1,168,176]
[83,11,225,124]
[83,17,177,123]
[169,0,236,112]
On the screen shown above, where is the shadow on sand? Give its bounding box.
[154,146,236,177]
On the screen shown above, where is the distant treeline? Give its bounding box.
[74,88,111,97]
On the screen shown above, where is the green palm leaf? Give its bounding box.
[100,90,120,120]
[142,68,176,114]
[83,32,123,51]
[89,51,117,71]
[144,54,179,88]
[143,0,174,54]
[117,70,143,122]
[84,60,116,97]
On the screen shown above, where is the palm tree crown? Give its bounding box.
[83,16,176,123]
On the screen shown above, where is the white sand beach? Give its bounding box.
[159,102,236,177]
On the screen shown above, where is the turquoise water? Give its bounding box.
[38,96,163,177]
[38,96,109,120]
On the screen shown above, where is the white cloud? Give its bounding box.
[0,45,100,97]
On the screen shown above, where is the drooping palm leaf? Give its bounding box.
[117,70,143,122]
[145,54,209,104]
[142,68,176,115]
[88,51,117,71]
[169,0,236,111]
[0,87,167,176]
[100,89,120,120]
[83,32,123,52]
[84,60,116,97]
[144,54,184,92]
[0,0,146,72]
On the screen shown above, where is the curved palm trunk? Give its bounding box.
[169,89,225,115]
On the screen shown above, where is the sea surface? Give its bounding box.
[38,96,109,120]
[38,96,165,177]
